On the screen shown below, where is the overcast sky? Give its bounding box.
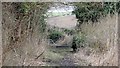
[48,6,74,12]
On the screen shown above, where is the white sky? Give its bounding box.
[48,6,74,12]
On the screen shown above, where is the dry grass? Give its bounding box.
[1,2,118,66]
[74,15,118,66]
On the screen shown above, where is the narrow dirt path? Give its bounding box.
[44,14,88,66]
[59,53,76,66]
[41,46,89,66]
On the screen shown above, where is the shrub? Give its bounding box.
[63,29,75,35]
[48,31,63,43]
[72,34,86,48]
[72,2,120,25]
[39,15,47,33]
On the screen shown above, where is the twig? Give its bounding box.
[34,50,45,60]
